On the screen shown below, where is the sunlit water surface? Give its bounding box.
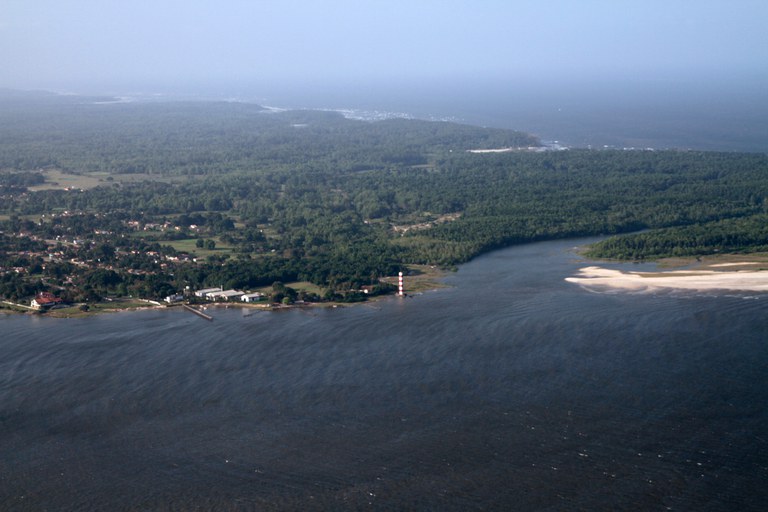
[2,238,767,510]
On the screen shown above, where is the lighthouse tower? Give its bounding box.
[398,271,404,297]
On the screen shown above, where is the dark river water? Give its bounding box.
[2,238,767,511]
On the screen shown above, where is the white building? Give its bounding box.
[164,294,184,304]
[241,292,265,303]
[194,287,222,298]
[207,290,244,301]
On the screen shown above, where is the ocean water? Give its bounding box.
[221,79,768,152]
[81,77,768,152]
[2,238,767,510]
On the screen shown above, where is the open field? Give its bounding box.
[27,169,198,192]
[27,169,104,191]
[148,237,236,258]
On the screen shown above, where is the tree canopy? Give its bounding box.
[2,91,767,301]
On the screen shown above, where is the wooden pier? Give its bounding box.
[183,304,213,321]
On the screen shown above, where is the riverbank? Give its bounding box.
[0,265,451,318]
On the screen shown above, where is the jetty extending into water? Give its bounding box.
[183,304,213,321]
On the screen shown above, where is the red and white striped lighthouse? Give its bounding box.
[398,271,404,296]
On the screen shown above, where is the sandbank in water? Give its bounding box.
[566,265,768,292]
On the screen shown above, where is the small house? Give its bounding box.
[31,292,64,310]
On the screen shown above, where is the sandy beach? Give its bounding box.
[566,265,768,292]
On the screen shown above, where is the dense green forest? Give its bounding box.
[585,214,768,260]
[1,90,767,303]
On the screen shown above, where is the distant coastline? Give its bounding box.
[5,86,767,152]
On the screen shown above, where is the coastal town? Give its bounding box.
[0,208,400,316]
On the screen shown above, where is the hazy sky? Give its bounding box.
[2,0,767,94]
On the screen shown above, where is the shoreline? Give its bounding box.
[1,265,451,319]
[0,299,359,319]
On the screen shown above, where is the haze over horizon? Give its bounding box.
[3,0,768,151]
[2,0,767,98]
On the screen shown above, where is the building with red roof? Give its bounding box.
[31,292,64,310]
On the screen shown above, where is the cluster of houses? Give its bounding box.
[164,287,265,304]
[125,220,180,232]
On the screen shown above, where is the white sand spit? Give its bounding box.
[708,262,761,267]
[466,148,516,153]
[566,266,768,292]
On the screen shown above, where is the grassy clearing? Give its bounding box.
[95,299,159,310]
[379,264,451,294]
[251,281,325,295]
[89,172,196,185]
[285,281,325,294]
[28,169,103,191]
[187,242,235,258]
[45,299,160,318]
[0,214,53,222]
[150,237,236,258]
[27,169,200,192]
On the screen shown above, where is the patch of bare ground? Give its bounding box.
[392,212,462,234]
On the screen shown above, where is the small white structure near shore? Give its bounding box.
[241,292,265,303]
